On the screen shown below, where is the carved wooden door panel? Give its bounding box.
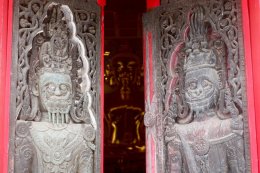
[9,0,102,172]
[143,0,251,172]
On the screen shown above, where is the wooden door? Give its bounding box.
[143,0,251,172]
[8,0,102,172]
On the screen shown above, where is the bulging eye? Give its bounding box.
[188,82,197,90]
[60,84,68,91]
[202,79,212,88]
[47,83,56,92]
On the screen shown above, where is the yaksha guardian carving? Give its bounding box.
[164,5,246,173]
[14,3,97,173]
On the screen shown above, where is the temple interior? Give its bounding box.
[104,0,146,172]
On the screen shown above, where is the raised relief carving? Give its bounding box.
[165,6,245,173]
[144,0,249,172]
[13,1,99,172]
[165,6,245,172]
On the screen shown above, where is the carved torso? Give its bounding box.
[167,114,244,173]
[175,115,234,143]
[15,121,94,173]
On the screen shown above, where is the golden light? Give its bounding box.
[104,51,110,56]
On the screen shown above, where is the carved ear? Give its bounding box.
[32,82,39,96]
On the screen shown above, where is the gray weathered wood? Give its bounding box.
[9,1,101,172]
[144,0,250,172]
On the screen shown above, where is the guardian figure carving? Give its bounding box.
[13,2,99,172]
[164,6,245,173]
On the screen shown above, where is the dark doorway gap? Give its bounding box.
[104,0,146,172]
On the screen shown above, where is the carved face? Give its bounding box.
[184,68,219,112]
[38,72,73,114]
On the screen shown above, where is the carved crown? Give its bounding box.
[43,4,68,36]
[184,48,217,72]
[38,5,73,75]
[183,5,217,73]
[39,44,73,75]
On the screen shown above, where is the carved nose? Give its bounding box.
[195,88,203,96]
[54,87,62,96]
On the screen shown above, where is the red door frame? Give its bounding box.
[0,0,13,172]
[0,0,259,172]
[242,0,259,172]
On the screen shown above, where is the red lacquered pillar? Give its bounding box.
[146,0,160,11]
[0,0,13,172]
[246,0,260,171]
[241,0,259,172]
[144,1,160,173]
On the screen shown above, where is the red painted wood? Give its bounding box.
[247,0,260,171]
[0,0,12,172]
[143,32,154,102]
[146,0,160,10]
[241,0,259,172]
[148,32,156,173]
[144,31,156,173]
[148,33,154,103]
[97,0,106,7]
